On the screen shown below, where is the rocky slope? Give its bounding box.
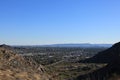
[0,45,50,80]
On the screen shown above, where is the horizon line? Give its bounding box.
[1,42,114,46]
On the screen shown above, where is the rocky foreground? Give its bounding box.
[0,45,50,80]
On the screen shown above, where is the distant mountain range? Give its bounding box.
[41,43,112,48]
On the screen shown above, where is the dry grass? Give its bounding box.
[0,47,50,80]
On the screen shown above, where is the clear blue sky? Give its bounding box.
[0,0,120,45]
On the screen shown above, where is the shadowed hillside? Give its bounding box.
[81,42,120,63]
[76,42,120,80]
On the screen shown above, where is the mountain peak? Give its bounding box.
[0,44,13,50]
[112,42,120,48]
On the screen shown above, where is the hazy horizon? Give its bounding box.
[0,42,113,46]
[0,0,120,45]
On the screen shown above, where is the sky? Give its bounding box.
[0,0,120,45]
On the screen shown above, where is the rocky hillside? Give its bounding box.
[0,45,50,80]
[77,42,120,80]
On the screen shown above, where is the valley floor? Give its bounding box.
[45,62,106,80]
